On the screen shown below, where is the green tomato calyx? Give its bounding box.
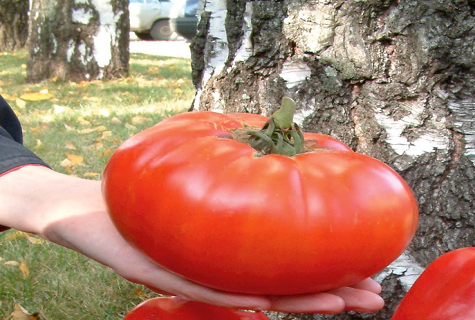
[248,97,304,156]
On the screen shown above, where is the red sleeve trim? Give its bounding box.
[0,163,50,178]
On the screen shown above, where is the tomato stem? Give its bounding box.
[248,97,305,156]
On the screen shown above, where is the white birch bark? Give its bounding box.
[27,0,128,82]
[192,1,475,318]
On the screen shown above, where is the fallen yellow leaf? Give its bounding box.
[77,117,92,126]
[3,230,27,241]
[147,66,160,74]
[30,124,50,133]
[131,115,150,125]
[2,231,43,245]
[66,154,84,166]
[84,172,100,178]
[26,234,43,244]
[59,158,72,168]
[19,260,29,279]
[82,96,101,102]
[78,128,97,134]
[78,126,107,134]
[101,130,112,139]
[134,287,148,299]
[19,92,53,101]
[111,117,122,124]
[99,148,113,158]
[0,93,16,100]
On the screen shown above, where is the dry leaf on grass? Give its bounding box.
[66,154,84,166]
[84,172,100,178]
[131,115,150,125]
[19,261,29,279]
[78,125,107,134]
[3,260,20,266]
[2,231,43,245]
[59,158,73,169]
[111,116,122,124]
[3,231,26,242]
[101,130,112,139]
[0,93,15,100]
[19,92,53,102]
[82,96,102,102]
[60,154,84,172]
[133,288,148,299]
[6,303,40,320]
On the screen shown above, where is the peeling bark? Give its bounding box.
[27,0,129,83]
[192,0,475,319]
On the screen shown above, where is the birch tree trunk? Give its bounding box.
[191,0,475,319]
[27,0,129,83]
[0,0,29,51]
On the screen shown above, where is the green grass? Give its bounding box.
[0,50,195,318]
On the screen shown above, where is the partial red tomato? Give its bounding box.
[391,247,475,320]
[123,297,270,320]
[102,111,418,295]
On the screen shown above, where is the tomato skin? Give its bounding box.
[103,111,419,295]
[391,247,475,320]
[123,297,270,320]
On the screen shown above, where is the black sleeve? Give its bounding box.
[0,94,49,175]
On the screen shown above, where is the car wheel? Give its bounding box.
[150,20,178,41]
[134,32,153,41]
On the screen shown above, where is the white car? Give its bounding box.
[129,0,183,41]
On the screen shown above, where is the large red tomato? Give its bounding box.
[391,247,475,320]
[102,110,418,295]
[123,297,270,320]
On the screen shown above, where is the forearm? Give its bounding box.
[0,165,103,239]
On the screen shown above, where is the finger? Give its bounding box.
[142,271,271,311]
[350,278,382,294]
[327,287,385,312]
[106,245,271,310]
[267,292,345,314]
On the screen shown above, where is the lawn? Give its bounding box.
[0,50,195,319]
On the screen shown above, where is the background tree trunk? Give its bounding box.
[191,0,475,319]
[27,0,129,83]
[0,0,29,51]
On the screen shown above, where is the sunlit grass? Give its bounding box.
[0,49,195,319]
[0,50,194,177]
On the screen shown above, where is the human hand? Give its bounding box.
[0,166,384,314]
[50,201,384,314]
